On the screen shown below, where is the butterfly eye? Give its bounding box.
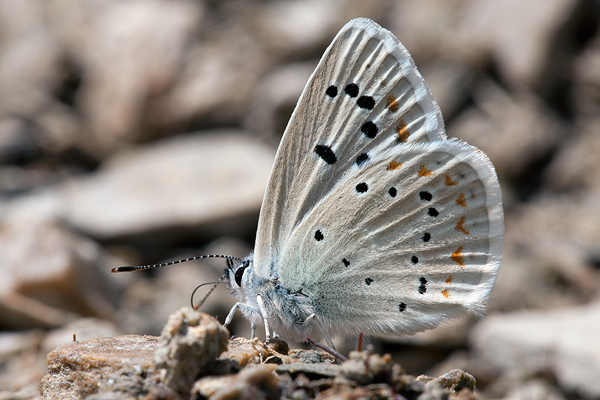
[234,263,247,286]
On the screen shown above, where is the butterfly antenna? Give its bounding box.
[111,254,243,273]
[190,276,225,309]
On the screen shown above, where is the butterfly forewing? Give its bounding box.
[251,18,503,339]
[254,18,447,278]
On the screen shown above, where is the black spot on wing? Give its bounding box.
[356,153,369,166]
[345,83,359,97]
[314,145,337,164]
[418,277,427,294]
[325,85,338,97]
[356,183,368,193]
[419,191,433,201]
[357,96,375,109]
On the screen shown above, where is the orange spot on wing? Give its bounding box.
[456,193,467,207]
[396,121,410,143]
[386,96,399,112]
[387,161,402,170]
[451,246,465,267]
[445,174,458,186]
[455,216,470,235]
[445,275,454,284]
[441,289,450,298]
[418,164,432,177]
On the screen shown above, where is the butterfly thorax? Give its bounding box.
[227,256,319,341]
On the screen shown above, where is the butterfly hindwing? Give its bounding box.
[277,139,503,336]
[254,18,447,278]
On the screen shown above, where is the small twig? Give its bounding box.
[356,332,363,352]
[306,337,348,362]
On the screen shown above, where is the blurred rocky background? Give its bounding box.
[1,0,600,399]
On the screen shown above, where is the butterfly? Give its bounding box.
[114,18,504,349]
[221,18,504,347]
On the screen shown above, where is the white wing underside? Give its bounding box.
[253,18,504,337]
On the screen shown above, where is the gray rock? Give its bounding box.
[460,0,583,87]
[40,334,158,399]
[48,0,205,146]
[275,362,340,378]
[471,301,600,398]
[504,380,566,400]
[244,62,315,142]
[0,330,46,395]
[41,318,123,356]
[154,307,229,396]
[60,131,275,239]
[255,0,348,56]
[0,217,121,330]
[192,364,281,400]
[545,118,600,192]
[448,81,564,179]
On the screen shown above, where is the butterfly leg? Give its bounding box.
[223,302,261,330]
[250,323,256,339]
[303,313,336,351]
[256,294,272,343]
[223,302,241,328]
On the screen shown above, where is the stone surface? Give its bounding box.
[40,335,158,399]
[192,365,281,400]
[154,307,229,396]
[460,0,583,87]
[0,330,46,396]
[50,0,205,148]
[448,81,563,180]
[471,301,600,398]
[60,131,275,239]
[41,318,122,356]
[0,217,121,330]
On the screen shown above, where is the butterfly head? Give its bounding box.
[225,255,255,302]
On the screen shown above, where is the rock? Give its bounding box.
[545,118,600,191]
[504,191,600,302]
[435,369,476,392]
[48,0,205,148]
[192,365,281,400]
[40,335,158,399]
[503,379,567,400]
[41,318,122,356]
[387,0,476,63]
[573,35,600,116]
[459,0,588,89]
[0,0,62,120]
[448,81,564,181]
[275,362,340,378]
[0,217,121,330]
[154,307,229,396]
[471,301,600,398]
[244,62,315,142]
[162,35,266,130]
[59,131,275,240]
[0,330,46,395]
[256,0,348,56]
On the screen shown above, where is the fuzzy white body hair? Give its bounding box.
[226,254,322,342]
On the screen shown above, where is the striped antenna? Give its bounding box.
[111,254,243,273]
[191,276,226,309]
